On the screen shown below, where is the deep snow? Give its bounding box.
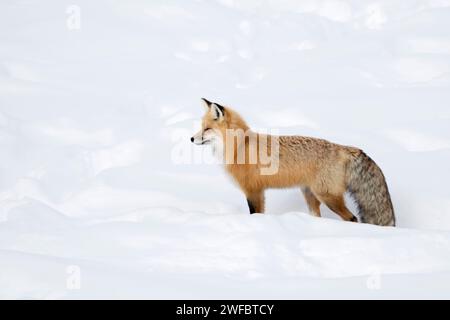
[1,0,450,299]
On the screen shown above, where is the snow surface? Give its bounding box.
[1,0,450,299]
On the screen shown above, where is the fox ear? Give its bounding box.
[201,98,212,112]
[210,103,225,121]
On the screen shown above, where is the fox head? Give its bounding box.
[190,98,249,145]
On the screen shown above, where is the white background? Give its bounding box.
[1,0,450,299]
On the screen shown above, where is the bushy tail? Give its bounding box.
[347,151,395,226]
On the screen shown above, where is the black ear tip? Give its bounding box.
[213,103,225,114]
[201,98,212,105]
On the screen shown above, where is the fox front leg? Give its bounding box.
[246,191,265,214]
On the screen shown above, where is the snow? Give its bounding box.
[1,0,450,299]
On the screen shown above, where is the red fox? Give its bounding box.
[191,98,395,226]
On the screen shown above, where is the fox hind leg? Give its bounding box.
[301,187,321,217]
[315,193,358,222]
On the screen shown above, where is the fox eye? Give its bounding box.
[204,128,211,131]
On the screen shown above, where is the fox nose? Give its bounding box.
[190,137,194,143]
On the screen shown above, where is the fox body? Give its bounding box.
[191,99,395,226]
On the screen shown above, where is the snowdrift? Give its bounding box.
[1,0,450,299]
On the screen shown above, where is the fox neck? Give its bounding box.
[213,108,252,164]
[222,107,250,132]
[218,128,256,166]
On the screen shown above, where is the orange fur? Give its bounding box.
[193,99,394,225]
